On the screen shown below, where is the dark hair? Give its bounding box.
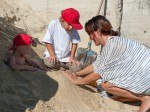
[85,15,118,36]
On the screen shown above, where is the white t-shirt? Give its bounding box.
[42,19,81,62]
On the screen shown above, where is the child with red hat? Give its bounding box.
[42,8,83,71]
[8,33,44,71]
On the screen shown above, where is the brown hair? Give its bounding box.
[85,15,118,36]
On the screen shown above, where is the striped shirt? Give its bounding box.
[93,36,150,94]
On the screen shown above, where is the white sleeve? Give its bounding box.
[42,20,56,44]
[71,29,81,44]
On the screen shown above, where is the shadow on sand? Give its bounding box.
[0,17,58,112]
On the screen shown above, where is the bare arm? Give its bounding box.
[69,43,80,65]
[9,56,38,71]
[64,71,101,85]
[75,73,101,85]
[45,43,55,57]
[45,43,57,64]
[70,43,77,59]
[76,64,94,76]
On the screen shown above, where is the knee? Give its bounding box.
[101,82,112,91]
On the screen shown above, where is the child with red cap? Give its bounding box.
[8,33,44,71]
[42,8,83,71]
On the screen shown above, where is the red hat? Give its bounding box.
[61,8,83,30]
[13,33,34,46]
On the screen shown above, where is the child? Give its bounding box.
[8,33,44,71]
[42,8,82,71]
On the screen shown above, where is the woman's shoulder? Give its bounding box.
[109,36,131,43]
[106,36,131,48]
[109,36,122,43]
[109,36,145,49]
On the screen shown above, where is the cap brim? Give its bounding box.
[71,22,83,30]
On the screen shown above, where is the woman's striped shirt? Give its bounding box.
[93,36,150,94]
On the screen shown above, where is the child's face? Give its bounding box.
[61,21,73,31]
[17,45,31,56]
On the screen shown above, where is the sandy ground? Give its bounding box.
[0,0,141,112]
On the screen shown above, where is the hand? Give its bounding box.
[75,71,80,77]
[26,66,38,72]
[46,55,58,64]
[69,58,80,66]
[63,70,78,84]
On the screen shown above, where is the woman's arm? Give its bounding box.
[76,64,94,76]
[64,71,101,85]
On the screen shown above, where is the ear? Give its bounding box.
[59,16,64,22]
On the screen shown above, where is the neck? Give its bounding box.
[101,35,111,46]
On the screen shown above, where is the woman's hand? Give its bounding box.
[63,70,78,84]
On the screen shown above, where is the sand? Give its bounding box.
[0,0,140,112]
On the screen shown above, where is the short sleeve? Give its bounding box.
[42,20,56,44]
[70,29,81,44]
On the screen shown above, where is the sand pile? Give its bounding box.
[0,0,140,112]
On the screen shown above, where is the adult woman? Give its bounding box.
[64,15,150,112]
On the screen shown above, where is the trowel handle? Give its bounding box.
[87,40,92,51]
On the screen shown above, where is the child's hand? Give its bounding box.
[26,66,38,72]
[47,56,58,64]
[69,58,80,66]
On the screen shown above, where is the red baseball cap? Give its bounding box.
[61,8,83,30]
[13,33,34,46]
